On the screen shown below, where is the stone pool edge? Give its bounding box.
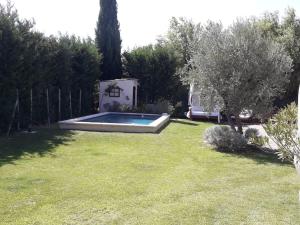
[58,112,170,133]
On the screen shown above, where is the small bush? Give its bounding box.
[103,101,120,112]
[264,102,299,162]
[244,128,259,140]
[104,101,132,112]
[145,100,174,115]
[173,101,186,118]
[244,128,268,146]
[129,105,147,113]
[204,125,247,152]
[118,104,132,112]
[104,100,175,115]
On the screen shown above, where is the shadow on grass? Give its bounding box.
[170,119,199,126]
[223,145,292,166]
[0,128,75,167]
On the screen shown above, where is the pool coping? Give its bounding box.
[58,112,170,133]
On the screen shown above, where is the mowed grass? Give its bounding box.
[0,120,299,225]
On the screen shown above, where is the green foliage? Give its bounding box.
[204,125,247,152]
[0,2,33,131]
[103,100,175,115]
[0,2,101,133]
[103,101,125,112]
[256,8,300,106]
[264,102,299,162]
[163,17,202,66]
[95,0,122,80]
[244,128,268,146]
[182,19,292,132]
[244,128,260,140]
[123,44,188,115]
[144,100,175,115]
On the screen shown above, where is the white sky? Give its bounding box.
[1,0,300,50]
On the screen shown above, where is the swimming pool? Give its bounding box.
[81,113,160,125]
[58,112,170,133]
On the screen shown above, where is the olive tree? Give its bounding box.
[181,19,293,133]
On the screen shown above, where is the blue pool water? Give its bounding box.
[81,113,160,125]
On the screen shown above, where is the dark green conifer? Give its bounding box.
[96,0,122,80]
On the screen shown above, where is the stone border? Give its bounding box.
[58,112,170,133]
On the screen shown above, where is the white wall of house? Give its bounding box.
[99,79,138,112]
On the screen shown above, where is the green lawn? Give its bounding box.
[0,120,299,225]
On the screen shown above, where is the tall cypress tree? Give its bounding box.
[96,0,122,80]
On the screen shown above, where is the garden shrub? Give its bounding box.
[204,125,247,152]
[104,102,134,113]
[244,128,259,140]
[173,101,186,118]
[0,3,100,133]
[145,100,175,115]
[244,128,268,146]
[264,102,300,167]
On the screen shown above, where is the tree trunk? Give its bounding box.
[7,93,19,136]
[294,154,300,202]
[294,154,300,176]
[226,113,236,132]
[235,114,243,134]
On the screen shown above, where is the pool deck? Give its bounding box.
[58,112,170,133]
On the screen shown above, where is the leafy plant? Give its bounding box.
[244,128,268,146]
[264,102,300,163]
[204,125,247,152]
[0,2,101,133]
[145,100,175,115]
[256,8,300,106]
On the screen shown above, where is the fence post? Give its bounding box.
[79,89,82,116]
[98,82,102,112]
[16,89,20,131]
[58,88,61,121]
[46,88,50,127]
[69,90,72,118]
[28,88,33,132]
[7,91,19,136]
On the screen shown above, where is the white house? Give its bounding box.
[99,78,138,112]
